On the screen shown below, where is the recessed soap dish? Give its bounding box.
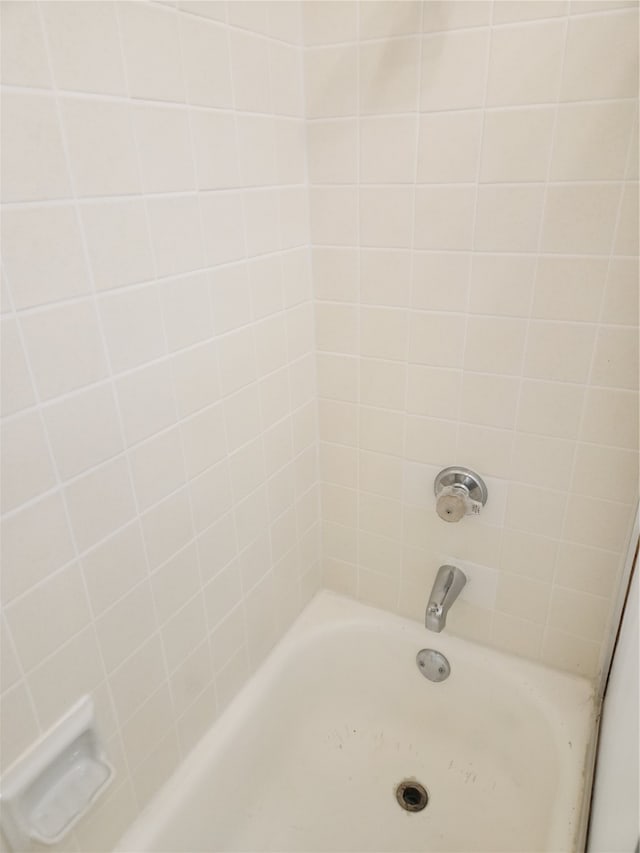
[0,696,114,850]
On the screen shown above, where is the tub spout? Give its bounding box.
[425,565,466,632]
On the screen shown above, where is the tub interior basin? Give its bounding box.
[116,591,595,853]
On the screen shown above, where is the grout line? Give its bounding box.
[3,76,638,118]
[112,1,183,794]
[170,2,224,748]
[354,0,362,603]
[397,0,426,615]
[553,90,640,675]
[221,1,267,679]
[460,0,499,638]
[296,0,324,605]
[506,6,572,662]
[16,10,137,819]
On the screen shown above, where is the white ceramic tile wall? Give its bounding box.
[0,2,320,849]
[307,1,639,681]
[1,2,638,849]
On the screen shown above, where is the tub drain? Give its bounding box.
[395,780,429,812]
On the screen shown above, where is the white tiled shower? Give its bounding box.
[0,2,638,850]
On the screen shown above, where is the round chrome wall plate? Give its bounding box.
[416,649,451,682]
[434,466,488,507]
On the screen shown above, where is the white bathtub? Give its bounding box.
[116,591,596,853]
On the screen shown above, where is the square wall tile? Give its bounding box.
[602,258,639,326]
[360,117,418,184]
[61,98,141,197]
[551,102,635,181]
[591,327,639,391]
[459,420,514,482]
[541,184,622,254]
[572,443,638,504]
[20,301,109,400]
[1,1,51,88]
[270,42,304,117]
[1,92,70,202]
[408,312,465,367]
[99,285,166,373]
[469,255,536,317]
[1,493,75,603]
[564,495,634,552]
[459,373,520,430]
[407,365,461,420]
[130,428,187,512]
[303,2,357,45]
[312,248,358,302]
[2,205,90,309]
[464,316,527,376]
[305,46,358,118]
[82,522,147,618]
[200,192,246,267]
[81,200,154,292]
[533,257,607,323]
[180,14,233,108]
[44,384,124,480]
[512,433,574,491]
[360,1,421,39]
[421,29,489,111]
[317,353,358,402]
[134,105,196,194]
[236,115,275,187]
[562,10,639,101]
[480,108,555,182]
[361,307,409,362]
[147,195,205,277]
[361,250,412,308]
[0,684,41,770]
[555,542,620,599]
[43,1,126,96]
[65,456,137,553]
[117,361,177,446]
[119,2,186,102]
[493,1,568,24]
[1,319,35,417]
[518,380,584,439]
[506,483,567,539]
[524,321,595,384]
[487,19,565,106]
[360,38,421,114]
[414,186,476,250]
[307,120,358,184]
[1,412,56,513]
[417,111,482,183]
[412,253,470,313]
[360,188,414,249]
[360,358,406,411]
[614,183,639,255]
[310,188,358,246]
[422,1,492,32]
[161,271,213,352]
[475,186,545,252]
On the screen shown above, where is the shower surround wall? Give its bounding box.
[0,2,319,849]
[307,1,639,677]
[0,1,638,851]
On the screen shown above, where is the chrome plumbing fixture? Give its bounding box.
[425,564,467,633]
[416,648,451,682]
[434,466,488,522]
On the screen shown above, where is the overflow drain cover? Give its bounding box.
[395,780,429,812]
[416,648,450,682]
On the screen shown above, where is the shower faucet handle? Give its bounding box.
[434,467,487,523]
